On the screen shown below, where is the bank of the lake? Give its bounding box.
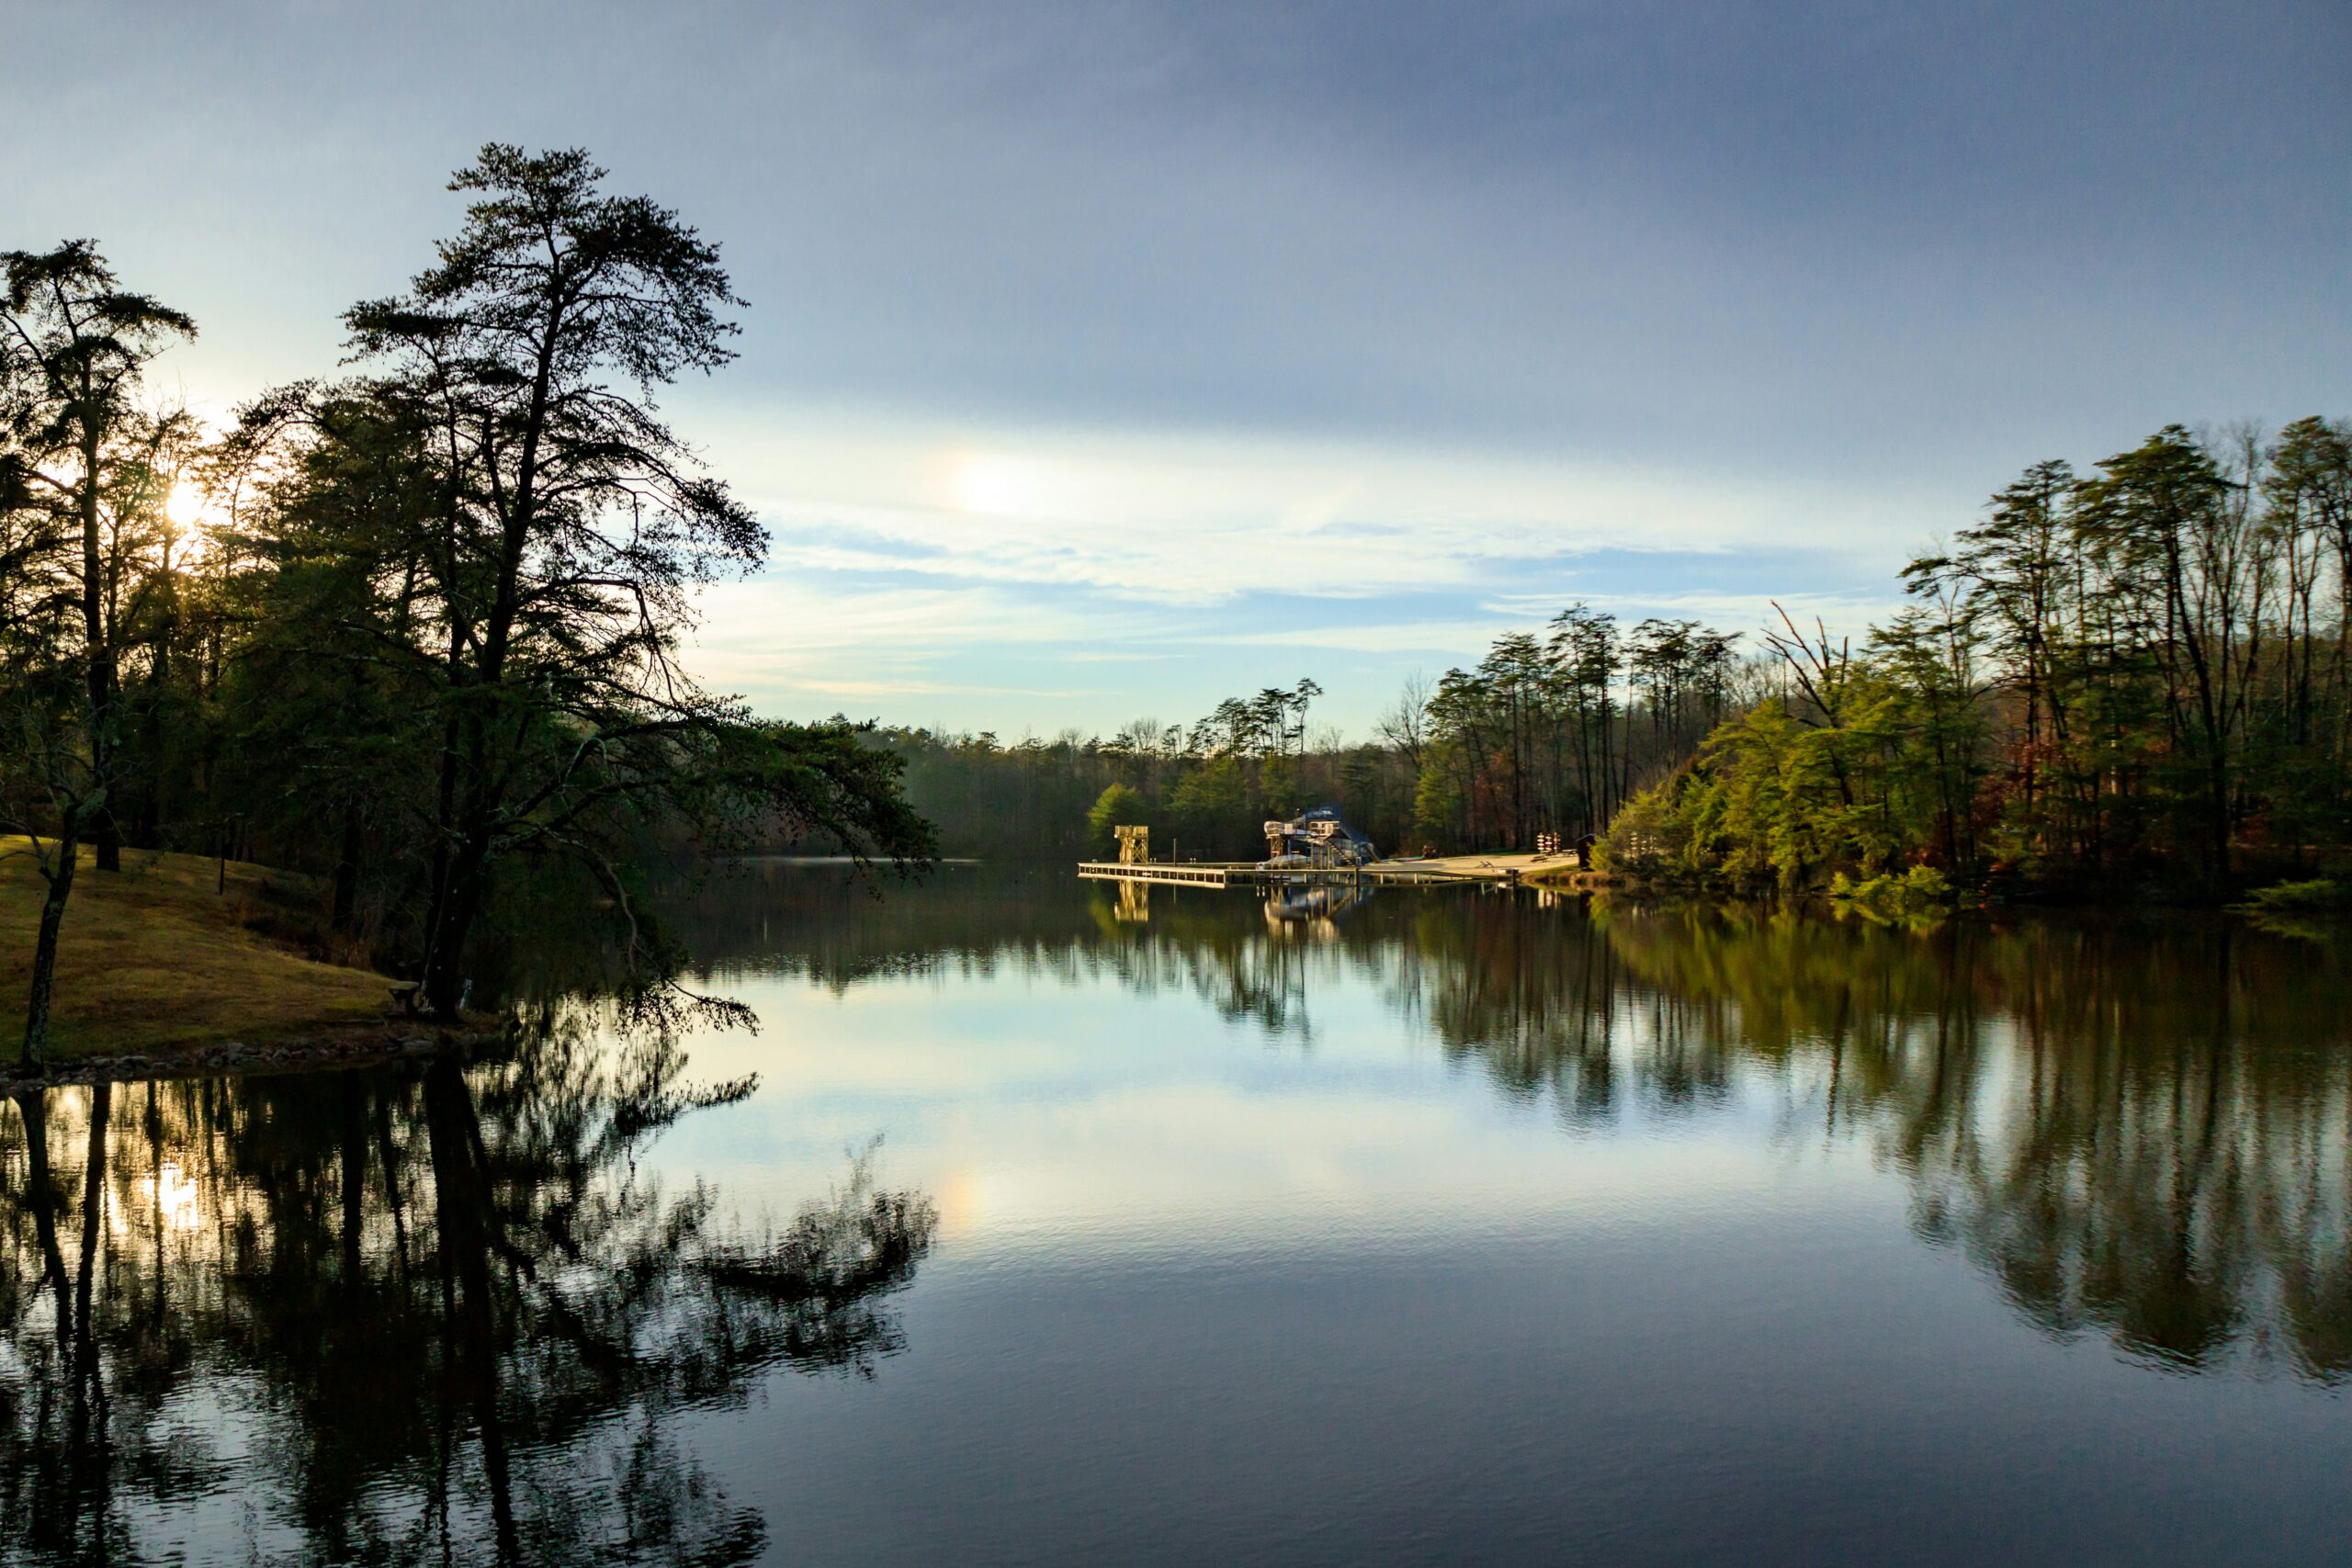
[1,839,393,1063]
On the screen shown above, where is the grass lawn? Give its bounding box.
[0,838,391,1059]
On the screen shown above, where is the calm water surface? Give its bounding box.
[6,866,2351,1564]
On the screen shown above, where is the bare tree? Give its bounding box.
[1377,670,1431,770]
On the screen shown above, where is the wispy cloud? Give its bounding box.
[696,405,1943,612]
[1189,620,1520,654]
[793,677,1112,699]
[678,414,1934,729]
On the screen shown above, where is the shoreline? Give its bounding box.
[0,1021,492,1098]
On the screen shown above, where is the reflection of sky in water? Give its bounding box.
[617,875,2352,1565]
[674,968,1835,1262]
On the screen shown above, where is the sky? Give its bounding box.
[10,0,2348,738]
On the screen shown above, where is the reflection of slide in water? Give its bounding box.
[1263,880,1374,928]
[1261,806,1378,868]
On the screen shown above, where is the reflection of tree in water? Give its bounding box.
[674,861,1338,1036]
[1594,908,2352,1381]
[1368,899,2352,1381]
[0,1014,936,1565]
[1075,877,2352,1384]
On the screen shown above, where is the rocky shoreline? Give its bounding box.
[1,1022,491,1097]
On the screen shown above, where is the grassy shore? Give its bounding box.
[0,839,391,1060]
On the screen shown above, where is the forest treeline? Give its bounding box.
[1604,424,2352,897]
[861,420,2352,901]
[1,146,932,1062]
[875,614,1776,863]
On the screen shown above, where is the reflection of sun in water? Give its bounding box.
[931,1167,979,1237]
[140,1161,204,1232]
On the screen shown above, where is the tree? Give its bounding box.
[1910,460,2075,855]
[1548,604,1623,836]
[1,243,197,874]
[2265,418,2352,768]
[1086,783,1147,854]
[206,382,448,940]
[333,146,930,1016]
[1376,671,1430,773]
[1,243,194,1067]
[1168,755,1254,856]
[2075,427,2245,884]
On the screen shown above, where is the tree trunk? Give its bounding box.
[16,1089,74,1347]
[424,838,489,1020]
[78,412,120,874]
[341,1078,368,1286]
[425,1058,521,1562]
[332,802,364,934]
[74,1083,108,1354]
[20,826,80,1071]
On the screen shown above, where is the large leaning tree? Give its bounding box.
[322,144,930,1017]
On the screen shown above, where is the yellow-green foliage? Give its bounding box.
[1409,739,1468,847]
[1085,783,1148,854]
[1602,659,1984,891]
[1,840,389,1057]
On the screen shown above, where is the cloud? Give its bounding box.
[690,578,1156,655]
[1191,620,1521,654]
[691,401,1944,613]
[672,407,1937,728]
[791,677,1112,699]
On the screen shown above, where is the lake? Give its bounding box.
[5,864,2350,1565]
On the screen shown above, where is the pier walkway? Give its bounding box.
[1077,862,1243,886]
[1077,852,1580,888]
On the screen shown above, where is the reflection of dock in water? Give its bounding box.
[1081,806,1580,889]
[1088,869,1380,926]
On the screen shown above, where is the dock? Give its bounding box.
[1077,862,1245,886]
[1077,852,1579,888]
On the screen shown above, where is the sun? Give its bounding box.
[161,479,230,568]
[166,479,209,528]
[951,453,1059,517]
